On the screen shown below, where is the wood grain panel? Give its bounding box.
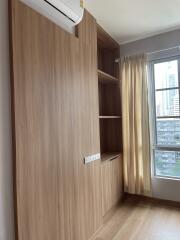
[101,156,123,217]
[10,2,59,239]
[77,10,97,47]
[10,1,102,240]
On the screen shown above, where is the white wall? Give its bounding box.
[120,28,180,57]
[0,0,15,239]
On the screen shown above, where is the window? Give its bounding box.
[153,58,180,178]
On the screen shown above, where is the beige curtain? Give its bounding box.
[120,54,151,196]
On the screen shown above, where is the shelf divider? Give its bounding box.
[98,69,119,83]
[101,152,121,162]
[99,116,121,119]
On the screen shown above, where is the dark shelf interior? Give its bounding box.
[97,25,122,158]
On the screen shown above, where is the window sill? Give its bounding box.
[152,175,180,181]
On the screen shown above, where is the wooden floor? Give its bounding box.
[92,197,180,240]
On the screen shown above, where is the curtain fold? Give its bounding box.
[120,54,152,196]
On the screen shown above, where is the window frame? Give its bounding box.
[151,56,180,179]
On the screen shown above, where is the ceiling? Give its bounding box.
[84,0,180,45]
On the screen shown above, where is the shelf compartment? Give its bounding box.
[101,152,121,162]
[98,69,119,83]
[97,25,120,79]
[100,118,122,154]
[99,82,121,116]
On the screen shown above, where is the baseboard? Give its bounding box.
[125,193,180,208]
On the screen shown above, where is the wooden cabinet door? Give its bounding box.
[101,157,123,216]
[10,1,102,240]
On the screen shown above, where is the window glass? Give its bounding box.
[155,89,179,117]
[155,150,180,178]
[156,119,180,145]
[154,60,178,90]
[153,59,180,178]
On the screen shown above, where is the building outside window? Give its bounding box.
[152,59,180,178]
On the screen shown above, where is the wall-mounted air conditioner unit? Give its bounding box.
[20,0,84,33]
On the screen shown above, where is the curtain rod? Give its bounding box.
[115,45,180,63]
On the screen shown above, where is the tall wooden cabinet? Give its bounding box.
[9,1,123,240]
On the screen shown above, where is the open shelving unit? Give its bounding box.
[97,25,122,162]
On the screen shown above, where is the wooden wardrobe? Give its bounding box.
[9,0,123,239]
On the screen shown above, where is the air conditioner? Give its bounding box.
[20,0,84,32]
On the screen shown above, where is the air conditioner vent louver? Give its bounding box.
[44,0,76,23]
[20,0,84,33]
